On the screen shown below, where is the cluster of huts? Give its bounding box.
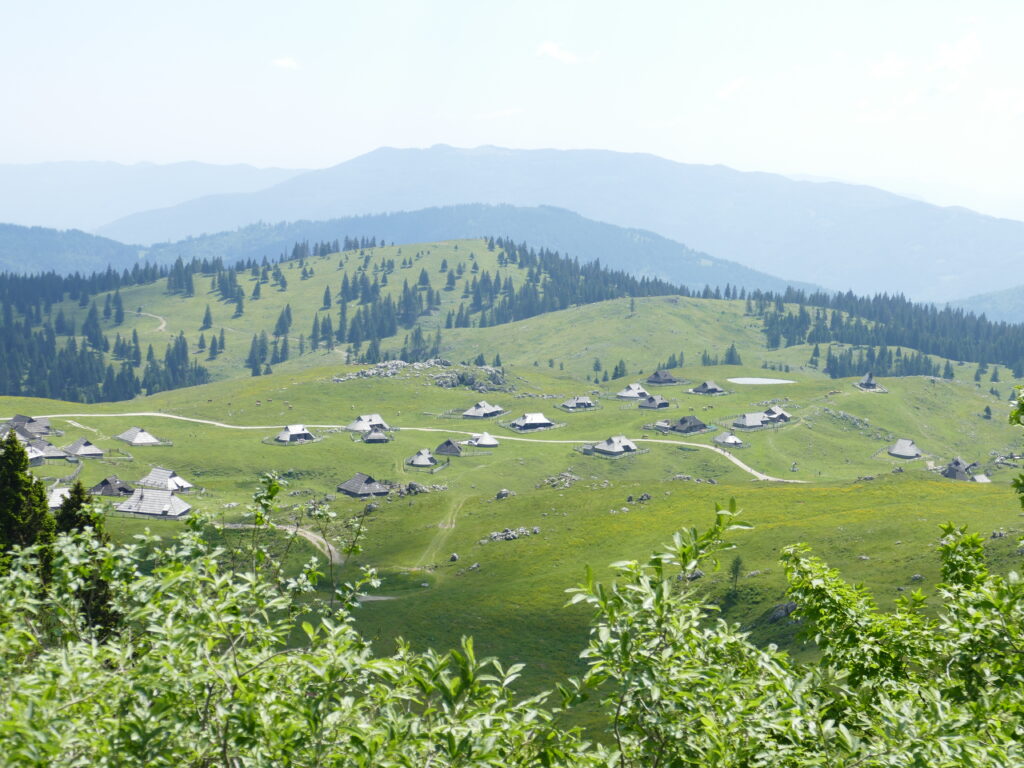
[59,466,195,518]
[0,415,192,518]
[732,406,791,430]
[886,438,989,482]
[2,417,174,467]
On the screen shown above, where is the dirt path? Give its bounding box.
[137,312,167,333]
[9,412,799,483]
[220,522,343,565]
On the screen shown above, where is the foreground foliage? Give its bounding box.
[0,506,1021,765]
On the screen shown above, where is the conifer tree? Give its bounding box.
[0,431,50,552]
[55,481,94,535]
[200,305,213,330]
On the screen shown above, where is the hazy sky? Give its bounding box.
[3,1,1024,219]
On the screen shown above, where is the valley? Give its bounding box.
[5,275,1022,697]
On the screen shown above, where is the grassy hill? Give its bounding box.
[5,236,1023,704]
[3,345,1021,698]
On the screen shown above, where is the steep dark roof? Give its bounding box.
[337,472,390,497]
[671,415,707,433]
[62,438,104,457]
[639,394,670,409]
[860,372,876,387]
[435,439,463,456]
[647,370,678,384]
[692,381,723,394]
[942,457,976,481]
[89,475,135,497]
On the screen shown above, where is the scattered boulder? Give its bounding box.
[449,553,459,562]
[685,568,705,582]
[767,601,797,623]
[910,574,924,582]
[496,488,516,500]
[487,526,539,542]
[469,563,480,571]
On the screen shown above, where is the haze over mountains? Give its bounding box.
[0,161,303,232]
[86,146,1024,304]
[5,146,1024,310]
[0,205,810,294]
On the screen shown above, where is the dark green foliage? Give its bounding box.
[55,481,94,535]
[723,342,742,365]
[0,431,49,552]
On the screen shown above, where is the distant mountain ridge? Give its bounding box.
[953,284,1024,323]
[0,161,303,232]
[0,205,811,293]
[0,224,139,274]
[141,204,815,293]
[96,145,1024,303]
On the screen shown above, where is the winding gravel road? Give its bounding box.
[7,411,803,483]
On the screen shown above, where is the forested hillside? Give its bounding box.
[2,236,1024,403]
[0,223,140,273]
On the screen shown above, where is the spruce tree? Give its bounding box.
[201,305,213,330]
[55,481,94,534]
[0,431,50,551]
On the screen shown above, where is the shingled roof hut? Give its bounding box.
[462,401,504,419]
[345,414,390,433]
[435,439,463,457]
[639,394,670,409]
[115,427,166,446]
[117,489,192,517]
[888,439,922,459]
[646,370,678,385]
[62,438,104,458]
[691,381,725,395]
[615,383,650,399]
[137,467,193,493]
[274,424,316,443]
[713,431,744,447]
[508,412,555,431]
[941,457,977,482]
[468,432,499,447]
[362,428,391,444]
[733,412,767,429]
[89,475,135,497]
[670,415,708,434]
[336,472,390,498]
[407,449,438,467]
[8,414,52,436]
[592,435,638,456]
[561,396,596,410]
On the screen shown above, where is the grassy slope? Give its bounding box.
[7,241,1024,701]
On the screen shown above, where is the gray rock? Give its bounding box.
[449,553,459,562]
[767,601,797,623]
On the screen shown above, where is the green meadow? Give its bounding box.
[6,243,1024,701]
